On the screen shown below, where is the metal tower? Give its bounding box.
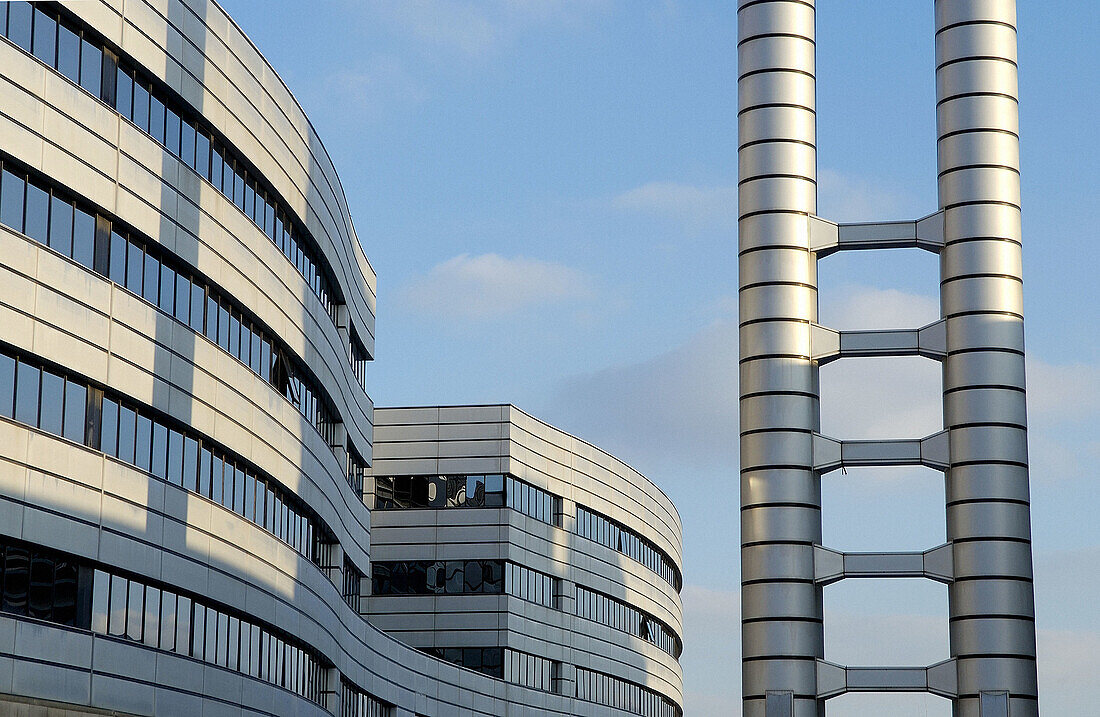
[738,1,1038,716]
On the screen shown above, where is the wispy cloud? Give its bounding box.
[610,181,739,230]
[399,253,594,320]
[818,168,924,223]
[322,57,428,119]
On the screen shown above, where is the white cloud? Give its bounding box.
[322,58,427,118]
[610,181,739,228]
[818,168,923,223]
[399,253,594,320]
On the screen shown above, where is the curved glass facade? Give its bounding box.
[0,2,683,716]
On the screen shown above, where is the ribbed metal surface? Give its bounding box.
[936,1,1039,715]
[739,0,1039,714]
[738,1,823,715]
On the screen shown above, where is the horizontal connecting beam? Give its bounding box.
[813,431,949,474]
[811,320,946,364]
[814,544,954,585]
[809,211,945,257]
[817,659,958,700]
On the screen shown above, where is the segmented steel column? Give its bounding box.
[936,1,1039,715]
[738,2,822,715]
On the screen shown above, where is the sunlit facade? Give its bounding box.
[0,2,682,716]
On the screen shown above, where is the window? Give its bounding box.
[38,369,64,435]
[50,195,74,257]
[7,2,33,52]
[14,361,40,427]
[506,563,555,608]
[1,168,25,232]
[31,7,56,66]
[0,353,16,418]
[340,679,392,717]
[0,538,88,628]
[576,505,681,591]
[575,666,680,717]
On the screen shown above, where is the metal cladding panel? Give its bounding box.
[738,0,1039,711]
[738,0,821,710]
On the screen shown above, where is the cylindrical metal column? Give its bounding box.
[935,2,1039,715]
[738,1,822,715]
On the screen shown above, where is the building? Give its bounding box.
[368,406,683,714]
[738,1,1039,716]
[0,2,684,716]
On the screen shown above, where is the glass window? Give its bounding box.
[221,156,233,198]
[189,282,204,331]
[158,263,175,315]
[198,447,212,497]
[91,569,109,634]
[38,369,64,435]
[108,231,126,284]
[165,107,181,157]
[1,168,25,232]
[245,182,255,222]
[142,250,159,304]
[143,585,160,648]
[0,353,15,418]
[126,578,143,641]
[79,38,101,97]
[167,429,183,485]
[62,378,85,444]
[151,422,168,480]
[175,595,191,653]
[72,205,95,269]
[180,121,196,171]
[217,303,230,350]
[233,466,246,514]
[115,403,136,463]
[134,412,152,471]
[48,192,73,255]
[182,437,198,492]
[228,313,240,359]
[190,603,205,658]
[132,80,150,133]
[159,591,176,651]
[7,2,33,52]
[210,147,223,192]
[14,361,40,427]
[56,21,80,83]
[106,573,127,635]
[233,168,245,209]
[205,294,218,341]
[175,272,190,323]
[125,240,143,294]
[211,456,224,505]
[32,7,57,67]
[149,95,166,145]
[99,397,119,456]
[115,67,132,119]
[195,131,210,181]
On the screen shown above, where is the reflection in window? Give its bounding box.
[0,536,88,628]
[505,563,556,609]
[575,584,681,658]
[340,679,392,717]
[0,345,327,567]
[576,505,681,591]
[0,154,345,458]
[92,567,327,704]
[575,666,680,717]
[371,560,503,597]
[423,646,505,681]
[373,473,558,526]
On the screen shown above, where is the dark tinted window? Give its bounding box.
[14,361,40,427]
[0,353,15,418]
[50,195,74,256]
[100,397,118,456]
[71,205,95,269]
[7,2,32,52]
[38,369,64,435]
[115,67,132,118]
[32,7,56,66]
[23,181,48,245]
[119,405,137,464]
[108,231,126,283]
[132,81,149,132]
[79,38,101,96]
[63,380,87,444]
[149,95,166,145]
[125,240,143,293]
[1,169,25,232]
[56,22,79,83]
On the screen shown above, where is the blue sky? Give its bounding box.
[219,2,1099,714]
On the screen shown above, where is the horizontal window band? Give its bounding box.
[740,390,818,401]
[950,535,1032,546]
[947,614,1036,624]
[739,173,817,187]
[940,273,1023,285]
[943,236,1022,248]
[945,347,1025,358]
[739,208,816,221]
[739,427,814,438]
[741,578,816,587]
[741,539,816,549]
